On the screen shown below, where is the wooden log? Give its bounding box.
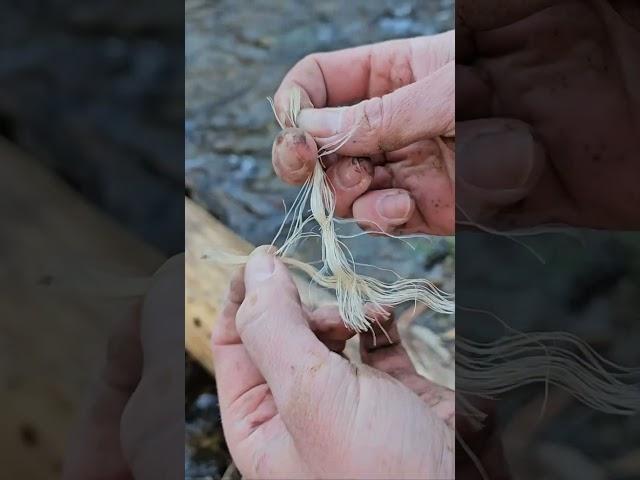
[185,197,334,374]
[0,138,164,479]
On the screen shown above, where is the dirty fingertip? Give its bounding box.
[272,128,318,184]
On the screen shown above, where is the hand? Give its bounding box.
[270,33,455,235]
[62,256,183,480]
[457,0,640,229]
[211,247,454,479]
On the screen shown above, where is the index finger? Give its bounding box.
[273,33,453,124]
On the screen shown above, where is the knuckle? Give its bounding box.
[236,303,270,338]
[360,97,385,138]
[356,96,400,152]
[272,132,313,184]
[299,52,316,67]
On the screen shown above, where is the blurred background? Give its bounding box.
[185,0,454,477]
[457,230,640,480]
[0,0,184,255]
[0,1,182,477]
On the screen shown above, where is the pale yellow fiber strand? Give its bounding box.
[210,87,455,333]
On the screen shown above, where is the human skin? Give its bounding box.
[61,250,455,480]
[457,0,640,229]
[210,4,640,477]
[454,1,640,477]
[254,32,459,480]
[211,247,454,479]
[266,30,520,480]
[62,255,184,480]
[270,32,455,236]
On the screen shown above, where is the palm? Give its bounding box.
[213,268,454,479]
[227,353,452,479]
[229,384,308,476]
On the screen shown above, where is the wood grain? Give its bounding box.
[0,138,164,478]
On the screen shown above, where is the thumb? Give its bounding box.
[62,303,140,480]
[120,254,184,480]
[457,118,546,226]
[236,247,332,407]
[297,61,454,156]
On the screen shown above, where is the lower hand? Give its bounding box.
[212,247,454,479]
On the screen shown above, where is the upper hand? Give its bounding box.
[270,33,455,236]
[457,0,640,229]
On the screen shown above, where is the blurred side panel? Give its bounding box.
[456,1,640,479]
[0,0,185,478]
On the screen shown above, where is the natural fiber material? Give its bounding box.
[205,88,640,479]
[210,87,455,333]
[456,332,640,429]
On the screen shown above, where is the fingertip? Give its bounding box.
[326,157,373,217]
[325,340,347,353]
[377,190,415,222]
[329,157,373,189]
[273,84,315,128]
[244,246,297,300]
[272,128,318,184]
[353,189,415,233]
[309,305,356,341]
[244,248,276,290]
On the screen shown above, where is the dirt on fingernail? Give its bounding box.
[352,157,373,176]
[292,132,308,147]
